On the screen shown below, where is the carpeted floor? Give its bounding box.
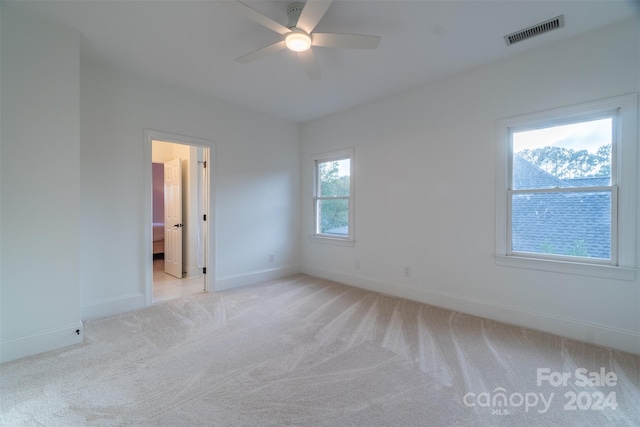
[1,274,639,426]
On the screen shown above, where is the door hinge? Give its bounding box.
[203,267,206,275]
[203,214,207,221]
[203,161,207,168]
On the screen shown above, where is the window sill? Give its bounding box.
[494,255,636,281]
[310,235,355,247]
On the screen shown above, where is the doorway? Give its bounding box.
[143,130,216,306]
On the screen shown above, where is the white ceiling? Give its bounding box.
[6,1,638,122]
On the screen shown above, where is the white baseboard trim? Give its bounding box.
[0,322,84,363]
[81,293,145,321]
[185,268,203,279]
[302,265,640,355]
[215,265,301,291]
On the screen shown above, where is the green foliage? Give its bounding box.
[567,240,589,257]
[518,145,610,179]
[541,239,555,254]
[319,199,349,235]
[539,239,589,257]
[319,161,350,196]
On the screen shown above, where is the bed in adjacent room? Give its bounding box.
[153,222,164,255]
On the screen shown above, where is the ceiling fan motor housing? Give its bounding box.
[287,2,305,28]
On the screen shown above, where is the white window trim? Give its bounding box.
[495,94,637,280]
[311,148,355,246]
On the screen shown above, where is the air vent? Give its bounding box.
[504,15,565,46]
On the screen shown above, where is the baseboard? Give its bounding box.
[301,265,640,355]
[185,268,203,279]
[215,265,301,291]
[0,322,84,363]
[81,293,146,321]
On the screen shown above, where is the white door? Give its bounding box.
[164,158,183,278]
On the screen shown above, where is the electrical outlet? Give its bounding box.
[403,267,411,277]
[354,258,360,269]
[269,254,275,263]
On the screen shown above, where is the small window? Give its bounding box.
[312,149,354,243]
[496,94,637,279]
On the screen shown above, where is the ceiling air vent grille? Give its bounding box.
[504,15,565,46]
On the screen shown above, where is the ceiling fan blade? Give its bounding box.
[312,33,381,49]
[236,40,287,64]
[226,1,291,35]
[296,0,333,34]
[297,49,321,80]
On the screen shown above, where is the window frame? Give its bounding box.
[311,148,355,246]
[495,94,637,280]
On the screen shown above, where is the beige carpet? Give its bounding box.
[1,274,639,426]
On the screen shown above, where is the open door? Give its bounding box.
[145,130,215,307]
[164,158,183,278]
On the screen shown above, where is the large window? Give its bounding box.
[511,117,614,261]
[312,149,354,243]
[496,95,637,279]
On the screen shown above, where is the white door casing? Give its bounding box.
[164,158,183,278]
[144,129,216,307]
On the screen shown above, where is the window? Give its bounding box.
[312,149,354,244]
[511,117,614,261]
[496,95,637,279]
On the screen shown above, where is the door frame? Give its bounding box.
[143,129,216,306]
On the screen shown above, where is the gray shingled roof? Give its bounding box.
[513,154,569,190]
[564,177,610,187]
[511,155,611,259]
[324,226,348,235]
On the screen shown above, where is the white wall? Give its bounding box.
[301,19,640,354]
[0,1,4,362]
[0,6,83,362]
[152,140,189,164]
[79,60,301,319]
[0,1,3,362]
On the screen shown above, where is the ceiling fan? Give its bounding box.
[227,0,381,80]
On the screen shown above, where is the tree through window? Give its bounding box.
[496,94,637,278]
[510,118,614,261]
[313,149,354,242]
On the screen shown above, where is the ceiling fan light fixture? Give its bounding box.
[285,31,312,52]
